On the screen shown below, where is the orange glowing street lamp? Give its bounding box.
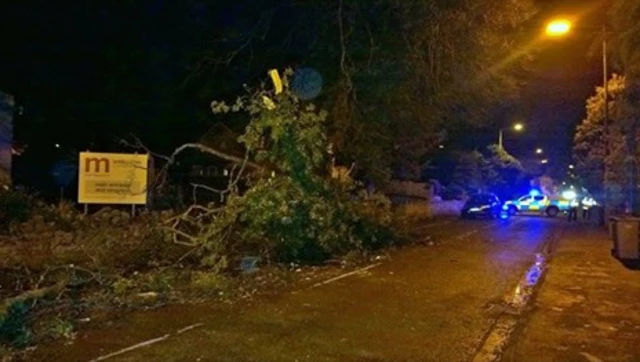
[545,19,572,37]
[544,17,612,218]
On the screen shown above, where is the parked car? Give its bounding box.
[460,193,503,219]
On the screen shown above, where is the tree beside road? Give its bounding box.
[573,74,627,208]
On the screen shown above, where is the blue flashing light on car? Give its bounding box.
[529,189,541,196]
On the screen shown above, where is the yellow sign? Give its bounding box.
[268,69,283,94]
[78,152,149,204]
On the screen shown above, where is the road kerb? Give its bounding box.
[470,225,563,362]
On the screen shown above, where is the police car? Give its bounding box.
[504,190,572,217]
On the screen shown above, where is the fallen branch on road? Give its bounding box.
[1,282,65,318]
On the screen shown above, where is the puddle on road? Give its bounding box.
[473,253,549,362]
[506,253,546,311]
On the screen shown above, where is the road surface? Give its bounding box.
[33,216,565,362]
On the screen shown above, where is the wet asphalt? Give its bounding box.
[33,216,566,362]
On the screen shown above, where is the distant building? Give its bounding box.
[0,91,14,188]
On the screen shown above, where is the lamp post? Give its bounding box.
[499,123,524,150]
[602,23,612,220]
[545,19,611,221]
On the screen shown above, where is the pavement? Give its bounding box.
[505,221,640,362]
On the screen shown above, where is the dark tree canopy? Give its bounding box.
[1,0,537,193]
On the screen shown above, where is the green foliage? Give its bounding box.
[112,277,136,297]
[43,317,74,341]
[140,272,175,294]
[5,207,178,272]
[339,0,537,181]
[608,2,640,212]
[108,272,175,307]
[449,146,524,196]
[187,0,537,183]
[0,301,32,348]
[452,150,486,194]
[189,272,228,294]
[573,74,628,200]
[484,145,525,190]
[610,1,640,92]
[0,203,185,351]
[183,76,396,265]
[0,190,34,233]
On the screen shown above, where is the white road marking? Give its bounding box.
[89,323,205,362]
[177,323,204,334]
[90,334,170,362]
[580,352,604,362]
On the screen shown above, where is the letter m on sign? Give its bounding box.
[85,158,110,173]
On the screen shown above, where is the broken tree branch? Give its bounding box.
[168,143,261,170]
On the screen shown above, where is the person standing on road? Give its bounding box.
[581,196,596,220]
[568,197,579,222]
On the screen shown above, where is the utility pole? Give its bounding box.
[602,22,611,220]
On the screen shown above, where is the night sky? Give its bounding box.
[0,0,610,183]
[516,0,607,174]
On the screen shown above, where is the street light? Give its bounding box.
[536,148,543,154]
[541,159,549,164]
[545,18,611,219]
[569,164,574,169]
[545,19,572,37]
[498,123,524,150]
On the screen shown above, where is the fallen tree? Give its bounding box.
[137,70,398,266]
[0,71,401,353]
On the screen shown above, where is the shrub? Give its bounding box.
[4,206,180,273]
[0,190,34,233]
[189,271,228,294]
[42,317,74,341]
[0,301,32,348]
